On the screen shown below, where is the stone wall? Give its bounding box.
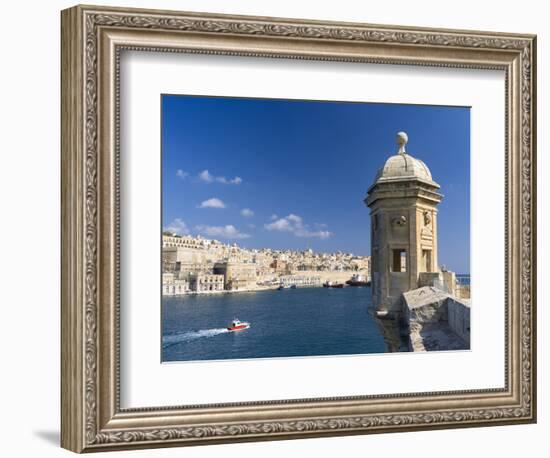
[456,284,471,300]
[294,270,368,284]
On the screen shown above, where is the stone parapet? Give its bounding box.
[401,286,470,351]
[447,297,471,343]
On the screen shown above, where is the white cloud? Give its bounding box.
[295,228,332,239]
[198,169,242,185]
[198,198,226,209]
[247,223,256,229]
[241,208,254,218]
[265,218,293,232]
[164,218,189,235]
[196,224,250,240]
[198,169,214,183]
[270,214,279,221]
[287,214,302,224]
[216,176,242,185]
[264,214,333,239]
[176,169,189,179]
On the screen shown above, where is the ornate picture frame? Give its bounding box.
[61,4,536,453]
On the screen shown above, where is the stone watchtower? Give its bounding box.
[365,132,443,315]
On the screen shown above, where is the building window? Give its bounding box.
[392,249,407,272]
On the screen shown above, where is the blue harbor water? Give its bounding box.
[162,286,387,362]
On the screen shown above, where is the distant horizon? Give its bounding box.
[162,95,470,273]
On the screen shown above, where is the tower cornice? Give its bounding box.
[365,179,443,208]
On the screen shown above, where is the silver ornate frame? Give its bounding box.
[61,4,537,453]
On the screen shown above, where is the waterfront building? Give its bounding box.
[270,259,290,275]
[162,245,209,268]
[214,261,258,291]
[163,233,206,249]
[255,264,275,281]
[279,275,322,288]
[162,272,190,296]
[189,273,224,292]
[365,132,443,314]
[161,234,371,291]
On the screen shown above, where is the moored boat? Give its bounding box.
[323,281,345,288]
[345,274,371,287]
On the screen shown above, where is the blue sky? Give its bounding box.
[162,95,470,273]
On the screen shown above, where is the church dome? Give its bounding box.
[373,132,435,184]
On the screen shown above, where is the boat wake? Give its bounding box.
[162,328,229,349]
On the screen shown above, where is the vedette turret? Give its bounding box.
[365,132,443,315]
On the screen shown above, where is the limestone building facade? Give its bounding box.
[365,132,443,314]
[162,234,206,249]
[162,273,190,296]
[189,273,225,292]
[213,261,258,291]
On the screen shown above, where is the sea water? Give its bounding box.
[456,274,471,285]
[162,286,387,362]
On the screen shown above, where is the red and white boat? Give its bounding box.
[227,319,250,332]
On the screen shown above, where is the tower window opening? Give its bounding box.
[392,249,407,272]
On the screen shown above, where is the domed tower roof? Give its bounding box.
[373,132,437,185]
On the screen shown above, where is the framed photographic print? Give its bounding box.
[61,4,537,453]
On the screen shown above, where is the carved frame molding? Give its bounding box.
[61,4,536,453]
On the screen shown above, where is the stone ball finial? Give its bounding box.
[396,131,408,154]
